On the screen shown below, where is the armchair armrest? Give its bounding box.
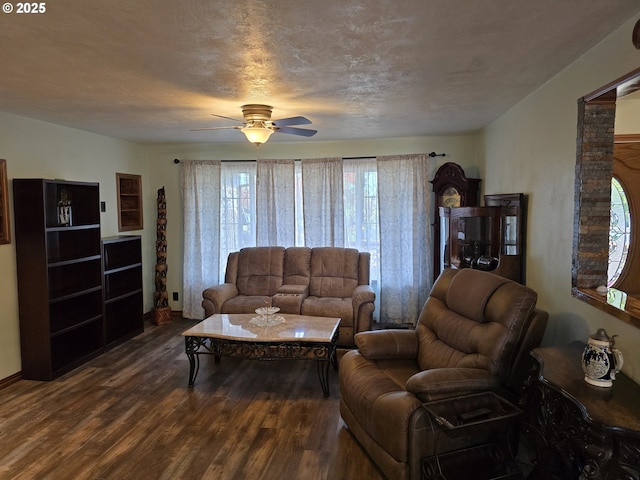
[355,329,418,360]
[406,368,500,402]
[202,283,238,316]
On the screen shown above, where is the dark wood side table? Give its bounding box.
[522,344,640,479]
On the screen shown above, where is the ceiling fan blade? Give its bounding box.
[211,113,244,123]
[275,126,317,137]
[190,126,242,131]
[272,116,312,127]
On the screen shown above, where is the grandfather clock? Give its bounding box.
[431,162,480,281]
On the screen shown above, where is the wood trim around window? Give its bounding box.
[615,134,640,143]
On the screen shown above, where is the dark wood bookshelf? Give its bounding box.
[102,235,143,346]
[13,179,104,380]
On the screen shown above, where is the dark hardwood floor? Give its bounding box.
[0,318,384,480]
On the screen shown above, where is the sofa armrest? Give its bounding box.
[352,284,375,309]
[352,284,376,335]
[202,283,238,316]
[355,329,418,360]
[406,368,501,402]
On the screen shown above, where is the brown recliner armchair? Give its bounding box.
[339,268,548,480]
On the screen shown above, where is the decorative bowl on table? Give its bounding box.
[251,307,285,327]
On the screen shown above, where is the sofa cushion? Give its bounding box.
[445,268,508,322]
[301,296,353,322]
[222,295,272,313]
[236,246,284,296]
[283,247,312,285]
[415,268,537,381]
[277,284,308,295]
[308,247,359,298]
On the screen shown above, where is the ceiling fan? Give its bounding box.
[191,104,317,145]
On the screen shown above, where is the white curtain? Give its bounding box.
[302,157,344,247]
[181,160,221,320]
[181,154,432,324]
[343,158,381,319]
[219,161,257,273]
[256,159,296,246]
[377,154,431,325]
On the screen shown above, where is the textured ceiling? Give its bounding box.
[0,0,639,144]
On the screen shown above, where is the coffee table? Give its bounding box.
[182,313,340,396]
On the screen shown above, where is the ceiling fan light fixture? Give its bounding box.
[196,104,315,143]
[241,125,274,145]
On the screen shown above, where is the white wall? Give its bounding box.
[616,97,640,133]
[143,134,481,316]
[482,15,640,383]
[0,112,151,380]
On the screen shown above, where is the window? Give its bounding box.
[219,159,383,314]
[218,160,380,253]
[220,164,257,266]
[343,159,380,293]
[183,155,429,324]
[608,177,631,287]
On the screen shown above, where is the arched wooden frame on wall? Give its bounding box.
[610,136,640,294]
[572,66,640,329]
[0,159,10,245]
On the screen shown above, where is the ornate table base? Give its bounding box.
[522,344,640,480]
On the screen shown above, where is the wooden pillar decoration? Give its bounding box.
[153,186,171,325]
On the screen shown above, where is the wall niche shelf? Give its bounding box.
[116,173,143,231]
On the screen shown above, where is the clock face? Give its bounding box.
[441,187,461,207]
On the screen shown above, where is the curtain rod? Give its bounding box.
[173,159,255,164]
[174,152,445,164]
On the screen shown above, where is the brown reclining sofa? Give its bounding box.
[202,246,375,348]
